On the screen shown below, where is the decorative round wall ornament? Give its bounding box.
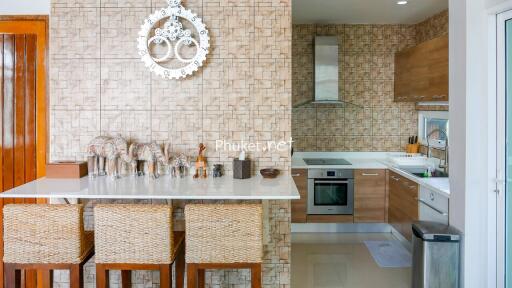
[137,0,210,79]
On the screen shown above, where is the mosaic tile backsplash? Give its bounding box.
[292,10,448,152]
[50,0,292,287]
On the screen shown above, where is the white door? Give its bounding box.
[497,10,512,288]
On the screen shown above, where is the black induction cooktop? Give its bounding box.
[303,158,352,165]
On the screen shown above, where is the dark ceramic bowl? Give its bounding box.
[260,168,280,178]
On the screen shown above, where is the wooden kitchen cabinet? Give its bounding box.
[354,169,386,223]
[291,169,308,223]
[394,35,448,102]
[388,171,419,241]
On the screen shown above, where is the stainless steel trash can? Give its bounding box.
[412,221,461,288]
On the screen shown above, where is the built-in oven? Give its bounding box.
[307,169,354,215]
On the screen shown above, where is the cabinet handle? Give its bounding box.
[432,95,445,99]
[362,173,379,176]
[291,174,300,177]
[414,95,425,99]
[390,176,400,181]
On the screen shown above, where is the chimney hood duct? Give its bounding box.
[294,36,361,108]
[314,36,341,104]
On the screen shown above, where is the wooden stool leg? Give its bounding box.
[121,270,131,288]
[175,244,185,288]
[95,264,109,288]
[197,270,205,288]
[5,264,21,288]
[186,264,196,288]
[251,264,261,288]
[159,265,171,288]
[69,264,83,288]
[39,270,53,288]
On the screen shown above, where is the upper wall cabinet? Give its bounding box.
[394,35,448,102]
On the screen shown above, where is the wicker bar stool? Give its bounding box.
[94,204,185,288]
[184,204,263,288]
[3,204,94,288]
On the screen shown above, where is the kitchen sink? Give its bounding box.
[398,167,449,178]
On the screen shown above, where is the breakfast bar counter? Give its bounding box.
[0,174,300,200]
[0,174,298,287]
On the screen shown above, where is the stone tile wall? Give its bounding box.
[415,10,449,44]
[50,0,292,287]
[292,10,448,152]
[50,0,292,174]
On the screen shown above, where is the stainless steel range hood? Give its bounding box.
[294,36,361,108]
[314,36,340,104]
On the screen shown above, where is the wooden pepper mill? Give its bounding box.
[194,143,207,178]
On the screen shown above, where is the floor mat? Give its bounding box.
[364,240,412,268]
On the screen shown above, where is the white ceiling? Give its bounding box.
[293,0,448,24]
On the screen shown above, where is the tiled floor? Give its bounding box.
[291,233,411,288]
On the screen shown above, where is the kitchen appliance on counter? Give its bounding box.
[307,168,354,215]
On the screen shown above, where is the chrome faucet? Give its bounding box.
[426,129,449,174]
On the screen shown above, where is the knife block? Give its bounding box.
[406,143,420,154]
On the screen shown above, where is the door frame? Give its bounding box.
[0,15,48,178]
[497,9,512,288]
[0,15,48,288]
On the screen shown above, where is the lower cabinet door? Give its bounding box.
[354,169,386,222]
[291,169,307,223]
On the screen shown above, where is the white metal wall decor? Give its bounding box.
[137,0,210,79]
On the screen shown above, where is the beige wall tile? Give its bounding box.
[292,136,316,151]
[202,6,255,59]
[372,107,400,136]
[50,59,101,110]
[100,8,150,58]
[415,10,449,44]
[52,0,100,7]
[343,25,371,53]
[100,110,151,142]
[151,75,203,111]
[372,136,401,152]
[291,108,315,136]
[100,59,151,110]
[50,110,100,161]
[102,0,151,8]
[316,136,345,151]
[50,7,100,59]
[344,136,372,151]
[344,107,372,136]
[371,80,394,107]
[316,108,344,136]
[344,81,372,107]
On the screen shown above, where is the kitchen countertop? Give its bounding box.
[0,174,300,200]
[387,165,450,197]
[292,152,450,197]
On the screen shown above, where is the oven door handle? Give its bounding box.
[314,180,350,184]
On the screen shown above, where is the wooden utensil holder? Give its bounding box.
[406,143,420,154]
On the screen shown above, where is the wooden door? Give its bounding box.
[0,16,48,288]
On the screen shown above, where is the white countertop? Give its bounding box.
[387,166,450,197]
[292,152,450,197]
[0,174,300,200]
